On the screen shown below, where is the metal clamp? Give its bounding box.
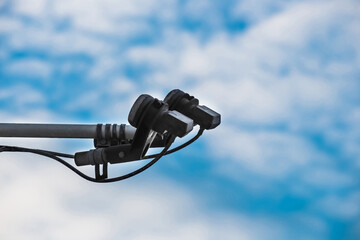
[93,124,128,180]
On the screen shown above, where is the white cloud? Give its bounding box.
[52,0,176,35]
[301,168,355,189]
[0,156,286,240]
[209,126,327,178]
[0,84,45,108]
[314,192,360,219]
[13,0,48,17]
[241,0,360,47]
[110,77,136,94]
[7,27,113,57]
[0,0,6,8]
[0,17,23,33]
[181,0,221,28]
[5,59,52,79]
[232,0,292,24]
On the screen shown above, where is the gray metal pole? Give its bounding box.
[0,123,136,139]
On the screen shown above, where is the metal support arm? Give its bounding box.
[0,123,136,140]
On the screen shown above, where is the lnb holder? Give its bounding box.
[150,89,221,148]
[74,94,194,167]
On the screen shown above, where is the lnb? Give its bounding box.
[164,89,221,130]
[128,94,193,138]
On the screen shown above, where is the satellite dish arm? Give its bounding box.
[0,123,136,140]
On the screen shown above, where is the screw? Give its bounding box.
[118,151,125,159]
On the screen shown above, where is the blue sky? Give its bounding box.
[0,0,359,239]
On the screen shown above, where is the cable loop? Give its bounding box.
[0,128,204,182]
[0,135,175,183]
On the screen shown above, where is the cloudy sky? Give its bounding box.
[0,0,359,239]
